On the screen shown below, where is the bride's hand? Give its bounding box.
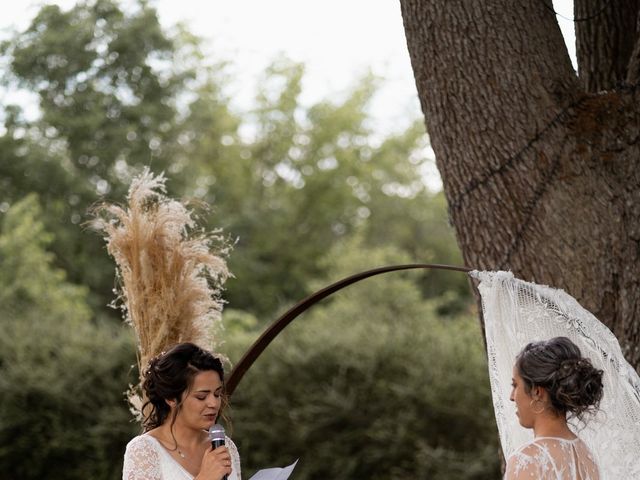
[196,445,232,480]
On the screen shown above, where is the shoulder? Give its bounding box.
[225,436,241,463]
[225,436,242,480]
[225,435,239,453]
[125,434,159,455]
[515,440,547,457]
[505,441,547,479]
[123,434,163,480]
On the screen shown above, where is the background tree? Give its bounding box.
[225,239,500,480]
[0,0,195,314]
[0,0,464,321]
[399,0,640,368]
[0,1,494,478]
[0,195,137,479]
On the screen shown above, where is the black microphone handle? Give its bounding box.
[211,439,225,449]
[211,438,227,480]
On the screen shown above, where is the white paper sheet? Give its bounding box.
[247,459,298,480]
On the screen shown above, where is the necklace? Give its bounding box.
[177,448,186,459]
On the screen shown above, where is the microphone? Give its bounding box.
[208,423,227,480]
[209,423,226,449]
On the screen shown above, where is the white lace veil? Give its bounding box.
[471,271,640,479]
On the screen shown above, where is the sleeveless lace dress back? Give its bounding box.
[505,437,599,480]
[123,433,242,480]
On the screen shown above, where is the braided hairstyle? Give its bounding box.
[141,342,226,432]
[516,336,603,421]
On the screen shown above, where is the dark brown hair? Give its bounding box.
[516,336,603,421]
[141,342,227,432]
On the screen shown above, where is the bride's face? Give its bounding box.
[171,370,223,430]
[510,366,535,428]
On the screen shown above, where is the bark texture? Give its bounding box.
[575,0,640,91]
[400,0,640,369]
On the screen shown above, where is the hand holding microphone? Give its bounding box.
[197,424,231,480]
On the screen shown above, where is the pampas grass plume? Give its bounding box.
[92,168,229,414]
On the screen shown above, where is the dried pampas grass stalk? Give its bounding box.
[92,168,229,417]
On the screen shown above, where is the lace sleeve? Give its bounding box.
[504,446,543,480]
[123,435,162,480]
[226,436,242,480]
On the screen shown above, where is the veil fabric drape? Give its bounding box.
[472,271,640,479]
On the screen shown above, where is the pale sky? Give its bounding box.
[2,0,576,135]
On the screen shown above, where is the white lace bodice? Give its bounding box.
[123,433,242,480]
[505,437,599,480]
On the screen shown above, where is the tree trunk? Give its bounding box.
[400,0,640,369]
[575,0,640,92]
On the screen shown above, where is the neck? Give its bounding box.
[157,416,207,449]
[532,413,575,439]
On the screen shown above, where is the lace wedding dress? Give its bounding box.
[472,271,640,480]
[122,434,242,480]
[505,437,598,479]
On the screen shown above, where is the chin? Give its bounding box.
[518,418,533,429]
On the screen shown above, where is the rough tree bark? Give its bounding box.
[575,0,640,91]
[400,0,640,369]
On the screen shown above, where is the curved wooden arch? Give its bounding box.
[226,263,472,395]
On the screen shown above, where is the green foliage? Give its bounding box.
[3,0,185,189]
[0,194,90,321]
[0,315,138,479]
[0,0,198,315]
[1,0,464,321]
[178,58,458,319]
[223,242,500,479]
[0,196,137,479]
[0,2,498,479]
[362,189,471,313]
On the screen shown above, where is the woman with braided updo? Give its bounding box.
[123,343,241,480]
[505,336,604,480]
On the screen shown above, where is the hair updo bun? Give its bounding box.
[142,354,163,404]
[516,337,603,421]
[141,342,225,431]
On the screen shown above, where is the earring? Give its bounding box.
[530,399,546,414]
